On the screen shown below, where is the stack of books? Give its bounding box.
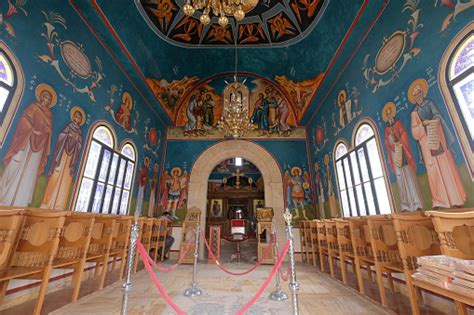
[412,255,474,295]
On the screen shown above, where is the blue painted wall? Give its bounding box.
[0,1,166,213]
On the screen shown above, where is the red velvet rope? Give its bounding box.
[235,240,290,315]
[202,231,275,276]
[137,242,187,315]
[279,263,291,282]
[143,232,195,272]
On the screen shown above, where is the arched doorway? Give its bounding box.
[187,140,285,257]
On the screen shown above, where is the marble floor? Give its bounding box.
[49,261,391,315]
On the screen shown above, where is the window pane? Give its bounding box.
[357,148,370,182]
[348,187,357,216]
[374,178,391,214]
[91,183,105,213]
[0,86,9,113]
[336,160,346,190]
[364,182,376,215]
[449,34,474,79]
[343,158,353,188]
[116,159,126,187]
[355,124,374,145]
[92,126,114,147]
[350,151,361,185]
[75,178,94,212]
[102,185,114,214]
[355,185,367,216]
[0,54,14,86]
[108,153,119,184]
[84,141,102,178]
[98,149,112,182]
[335,143,348,159]
[340,190,350,217]
[453,73,474,140]
[121,143,136,161]
[124,161,134,190]
[367,139,384,178]
[111,188,122,214]
[119,190,130,215]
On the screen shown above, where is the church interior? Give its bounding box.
[0,0,473,314]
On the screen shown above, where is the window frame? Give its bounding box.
[334,120,393,218]
[439,24,474,179]
[0,42,24,147]
[73,122,137,215]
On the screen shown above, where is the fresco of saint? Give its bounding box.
[147,162,159,217]
[184,95,197,132]
[136,156,150,216]
[273,91,291,134]
[115,92,133,131]
[41,106,85,210]
[202,94,215,129]
[314,162,326,218]
[324,154,339,217]
[338,89,352,129]
[283,166,311,220]
[382,102,423,211]
[409,78,466,208]
[250,93,270,135]
[0,84,55,206]
[159,167,189,220]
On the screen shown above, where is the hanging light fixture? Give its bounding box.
[183,0,258,26]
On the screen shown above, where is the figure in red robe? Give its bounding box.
[135,157,149,216]
[115,92,133,131]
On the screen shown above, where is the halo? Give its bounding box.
[408,78,428,104]
[382,102,397,122]
[70,106,86,126]
[122,92,133,109]
[324,154,329,165]
[291,166,302,175]
[171,167,182,177]
[35,83,57,107]
[144,156,150,165]
[337,90,347,106]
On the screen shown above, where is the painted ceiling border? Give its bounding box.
[306,0,390,125]
[68,0,170,126]
[134,0,330,48]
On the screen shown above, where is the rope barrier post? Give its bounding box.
[121,213,140,315]
[284,208,300,315]
[269,225,288,301]
[184,224,202,297]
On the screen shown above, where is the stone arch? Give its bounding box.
[187,140,286,257]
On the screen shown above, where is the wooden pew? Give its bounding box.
[335,218,356,285]
[414,210,474,315]
[150,219,163,261]
[299,220,307,263]
[52,212,95,302]
[304,221,312,264]
[348,216,375,294]
[309,220,319,267]
[392,211,441,315]
[315,220,329,272]
[157,219,171,262]
[108,216,132,281]
[86,215,116,289]
[367,215,404,307]
[325,219,339,278]
[0,210,67,315]
[133,218,154,272]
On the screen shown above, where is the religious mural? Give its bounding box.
[362,0,423,93]
[283,163,316,222]
[331,84,362,136]
[158,164,189,223]
[0,1,166,215]
[139,0,326,47]
[434,0,474,32]
[0,0,27,37]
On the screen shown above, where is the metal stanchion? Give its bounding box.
[269,226,288,301]
[121,214,140,315]
[184,224,202,297]
[284,208,300,315]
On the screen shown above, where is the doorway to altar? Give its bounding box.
[206,157,264,262]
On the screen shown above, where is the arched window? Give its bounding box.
[334,123,392,217]
[75,124,136,215]
[0,42,24,146]
[439,25,473,178]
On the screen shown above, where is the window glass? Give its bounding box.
[102,185,114,214]
[108,153,119,184]
[357,148,370,182]
[0,54,14,86]
[111,188,121,214]
[75,178,94,212]
[116,159,126,187]
[340,190,350,217]
[452,73,474,140]
[98,149,112,182]
[374,178,391,214]
[91,183,105,213]
[343,158,353,188]
[367,139,383,178]
[355,124,374,146]
[0,86,9,113]
[336,160,346,190]
[121,143,136,161]
[120,190,130,215]
[449,34,474,79]
[84,141,102,178]
[124,161,134,190]
[335,143,348,159]
[350,151,361,185]
[364,182,376,214]
[93,126,114,147]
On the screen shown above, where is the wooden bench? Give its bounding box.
[414,210,474,315]
[0,210,67,315]
[315,220,329,272]
[325,219,339,278]
[157,219,171,262]
[299,220,307,263]
[108,216,132,280]
[348,217,375,294]
[309,220,319,267]
[150,219,163,261]
[335,218,356,285]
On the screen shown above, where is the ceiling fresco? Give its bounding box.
[139,0,327,47]
[72,0,384,125]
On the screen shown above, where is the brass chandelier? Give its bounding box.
[183,0,258,26]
